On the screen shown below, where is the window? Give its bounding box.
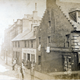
[27,54,30,61]
[66,34,70,47]
[15,42,17,47]
[39,37,41,44]
[49,21,51,27]
[28,41,29,48]
[13,42,14,47]
[18,41,20,47]
[31,40,33,48]
[24,41,26,48]
[48,36,51,43]
[38,56,41,65]
[24,53,26,60]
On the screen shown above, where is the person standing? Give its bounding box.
[30,60,35,80]
[12,59,16,70]
[20,60,25,80]
[20,66,24,80]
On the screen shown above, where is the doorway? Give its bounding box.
[27,54,30,61]
[63,55,72,71]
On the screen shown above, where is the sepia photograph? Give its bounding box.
[0,0,80,80]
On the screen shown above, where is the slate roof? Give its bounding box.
[12,29,36,41]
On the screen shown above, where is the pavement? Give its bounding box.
[24,68,55,80]
[1,56,80,79]
[0,56,55,80]
[0,57,18,80]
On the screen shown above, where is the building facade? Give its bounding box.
[3,19,23,61]
[35,0,80,73]
[12,3,41,68]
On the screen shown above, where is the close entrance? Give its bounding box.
[63,55,72,71]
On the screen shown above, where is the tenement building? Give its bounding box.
[2,19,23,64]
[12,3,41,69]
[35,0,80,73]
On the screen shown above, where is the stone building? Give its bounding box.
[3,19,23,58]
[35,0,80,73]
[12,3,41,68]
[12,27,37,67]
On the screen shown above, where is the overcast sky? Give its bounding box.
[0,0,46,44]
[0,0,80,45]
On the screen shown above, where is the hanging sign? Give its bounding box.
[38,45,41,51]
[46,47,50,53]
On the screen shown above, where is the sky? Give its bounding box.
[0,0,46,45]
[0,0,80,45]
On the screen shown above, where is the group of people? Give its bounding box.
[12,59,35,80]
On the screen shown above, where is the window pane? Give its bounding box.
[48,36,51,43]
[38,56,41,65]
[39,37,41,44]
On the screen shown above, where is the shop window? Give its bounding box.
[48,36,51,43]
[31,40,33,48]
[24,53,26,60]
[69,58,71,62]
[27,54,30,61]
[38,56,41,65]
[39,37,41,44]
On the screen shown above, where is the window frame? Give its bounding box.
[24,41,26,48]
[38,56,41,65]
[31,40,33,48]
[39,37,41,45]
[48,21,51,27]
[48,36,51,43]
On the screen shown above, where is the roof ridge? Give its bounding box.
[59,6,80,31]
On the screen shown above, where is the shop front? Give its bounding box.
[22,48,36,68]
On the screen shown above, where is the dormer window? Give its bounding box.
[69,8,80,23]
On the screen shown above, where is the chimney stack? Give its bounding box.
[33,3,38,19]
[35,3,37,11]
